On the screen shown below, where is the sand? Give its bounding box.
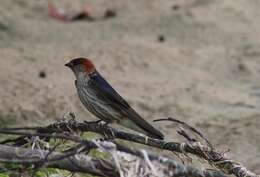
[0,0,259,173]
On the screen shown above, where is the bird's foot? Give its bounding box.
[97,120,112,126]
[100,126,115,141]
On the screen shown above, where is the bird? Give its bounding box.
[65,57,164,140]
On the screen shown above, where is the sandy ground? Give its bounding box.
[0,0,260,173]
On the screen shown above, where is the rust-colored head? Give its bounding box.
[65,57,96,74]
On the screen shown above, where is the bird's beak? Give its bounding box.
[65,62,72,68]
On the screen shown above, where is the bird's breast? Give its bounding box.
[76,82,121,122]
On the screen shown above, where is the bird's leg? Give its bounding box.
[100,131,115,141]
[105,126,115,140]
[102,120,115,140]
[94,120,114,141]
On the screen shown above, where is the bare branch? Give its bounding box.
[0,142,226,177]
[0,118,258,177]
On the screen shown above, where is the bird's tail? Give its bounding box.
[120,108,164,140]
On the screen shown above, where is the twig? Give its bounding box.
[154,117,213,149]
[0,144,118,177]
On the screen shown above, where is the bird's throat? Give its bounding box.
[75,72,90,82]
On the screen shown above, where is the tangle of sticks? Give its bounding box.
[0,114,258,177]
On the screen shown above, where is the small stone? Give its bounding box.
[104,9,117,19]
[39,70,46,78]
[158,35,165,42]
[172,4,180,11]
[238,63,246,71]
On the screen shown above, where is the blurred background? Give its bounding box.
[0,0,259,173]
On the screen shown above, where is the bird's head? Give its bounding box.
[65,57,96,79]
